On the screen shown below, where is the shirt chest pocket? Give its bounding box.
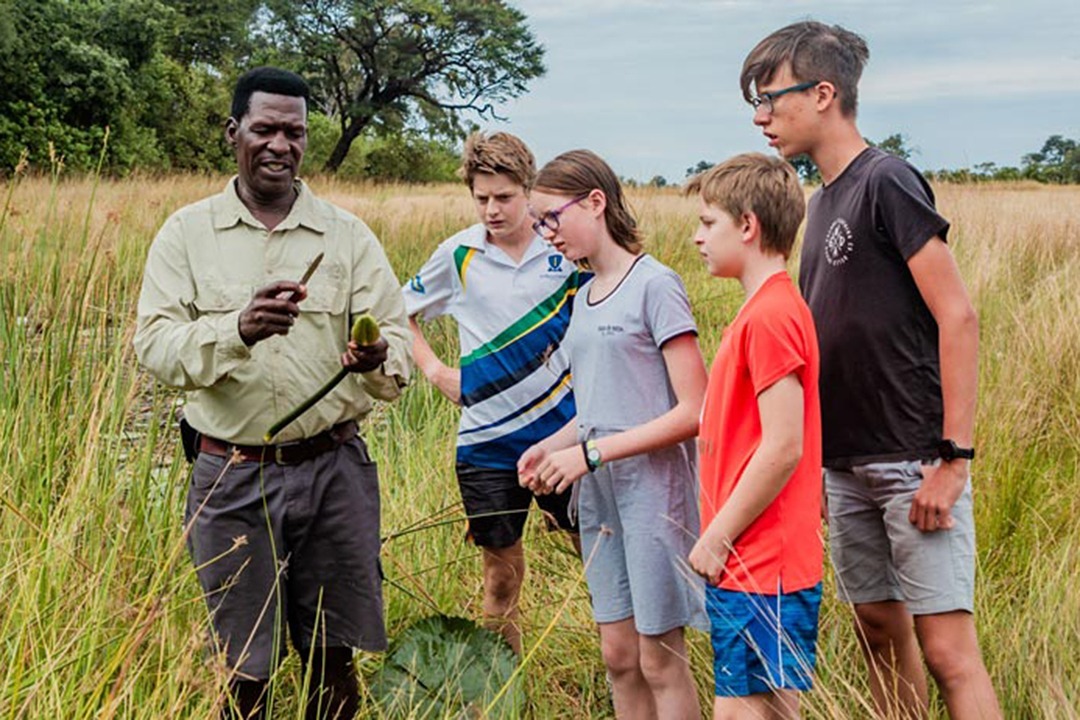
[301,264,348,315]
[191,265,348,316]
[192,283,251,314]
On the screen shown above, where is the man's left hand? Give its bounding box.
[342,337,389,374]
[909,461,968,532]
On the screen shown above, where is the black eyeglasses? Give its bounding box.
[749,80,820,115]
[531,193,590,236]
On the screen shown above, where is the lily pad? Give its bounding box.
[369,615,523,718]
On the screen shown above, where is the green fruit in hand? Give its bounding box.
[264,313,382,443]
[351,313,381,346]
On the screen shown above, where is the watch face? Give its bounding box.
[587,448,601,464]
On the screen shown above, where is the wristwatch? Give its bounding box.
[938,439,975,462]
[582,439,604,471]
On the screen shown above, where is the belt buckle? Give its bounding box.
[274,440,301,465]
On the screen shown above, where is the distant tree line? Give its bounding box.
[685,133,1080,186]
[926,135,1080,184]
[0,0,543,181]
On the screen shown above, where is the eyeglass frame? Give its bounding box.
[531,193,591,236]
[749,80,820,114]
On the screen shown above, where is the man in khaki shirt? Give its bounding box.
[134,67,410,720]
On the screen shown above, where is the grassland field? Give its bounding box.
[1,172,1078,718]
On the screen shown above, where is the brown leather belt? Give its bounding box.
[198,421,357,465]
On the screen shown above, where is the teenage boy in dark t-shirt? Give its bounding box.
[740,21,1002,720]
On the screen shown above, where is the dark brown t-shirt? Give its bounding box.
[799,147,950,467]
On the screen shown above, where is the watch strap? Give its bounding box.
[939,439,975,461]
[583,439,603,471]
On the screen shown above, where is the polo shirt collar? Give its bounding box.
[464,224,552,266]
[212,177,327,234]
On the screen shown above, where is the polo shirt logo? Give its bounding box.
[824,217,854,267]
[547,255,563,272]
[409,274,426,294]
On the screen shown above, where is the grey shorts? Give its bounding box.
[577,441,708,635]
[825,460,975,615]
[185,435,385,679]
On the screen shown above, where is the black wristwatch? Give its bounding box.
[938,439,975,462]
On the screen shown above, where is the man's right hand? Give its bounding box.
[238,280,306,346]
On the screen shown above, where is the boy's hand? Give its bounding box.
[517,444,548,493]
[535,446,587,495]
[689,533,729,587]
[909,461,967,532]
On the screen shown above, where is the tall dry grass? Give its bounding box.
[0,172,1077,718]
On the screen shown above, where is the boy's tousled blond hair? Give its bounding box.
[459,131,536,190]
[686,153,805,259]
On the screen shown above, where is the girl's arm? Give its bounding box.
[518,418,578,492]
[535,332,707,494]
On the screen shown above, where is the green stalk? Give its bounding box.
[263,368,348,443]
[262,313,381,442]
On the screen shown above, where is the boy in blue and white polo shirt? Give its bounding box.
[402,132,584,654]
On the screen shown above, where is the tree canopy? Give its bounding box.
[0,0,541,179]
[0,0,252,173]
[259,0,545,172]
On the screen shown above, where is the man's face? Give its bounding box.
[471,172,531,240]
[226,91,307,203]
[751,64,818,160]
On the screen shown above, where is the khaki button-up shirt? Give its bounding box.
[134,179,411,445]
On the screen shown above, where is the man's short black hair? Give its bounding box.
[231,67,311,120]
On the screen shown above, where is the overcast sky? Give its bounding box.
[474,0,1080,182]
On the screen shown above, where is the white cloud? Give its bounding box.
[865,57,1080,102]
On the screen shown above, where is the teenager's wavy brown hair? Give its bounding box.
[685,153,805,259]
[458,131,536,190]
[535,149,642,255]
[740,21,869,118]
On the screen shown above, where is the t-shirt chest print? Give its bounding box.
[824,216,855,266]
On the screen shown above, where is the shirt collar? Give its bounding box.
[459,224,488,250]
[464,224,553,266]
[212,177,327,234]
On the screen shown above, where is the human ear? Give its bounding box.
[587,188,607,216]
[741,212,760,243]
[224,117,239,148]
[815,81,837,111]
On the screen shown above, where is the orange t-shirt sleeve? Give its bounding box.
[743,299,808,396]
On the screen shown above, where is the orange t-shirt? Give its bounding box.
[698,272,823,594]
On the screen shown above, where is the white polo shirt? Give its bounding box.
[402,224,584,469]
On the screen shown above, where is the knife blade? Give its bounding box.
[288,251,324,302]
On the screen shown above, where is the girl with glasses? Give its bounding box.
[519,149,708,719]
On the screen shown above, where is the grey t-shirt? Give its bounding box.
[566,254,698,432]
[800,147,950,467]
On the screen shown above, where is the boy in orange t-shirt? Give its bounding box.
[687,153,823,719]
